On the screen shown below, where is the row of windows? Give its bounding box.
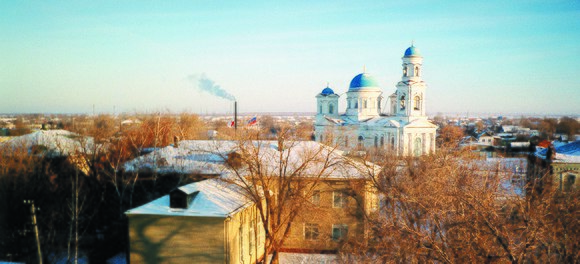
[304,223,348,241]
[347,98,381,110]
[319,104,335,114]
[317,134,399,149]
[309,190,348,208]
[403,65,421,77]
[398,95,422,111]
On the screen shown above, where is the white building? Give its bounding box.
[314,45,437,156]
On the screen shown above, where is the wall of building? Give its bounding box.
[282,180,370,252]
[552,163,580,191]
[128,215,225,263]
[225,204,265,264]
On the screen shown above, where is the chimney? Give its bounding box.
[234,101,238,131]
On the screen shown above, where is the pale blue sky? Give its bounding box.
[1,0,579,115]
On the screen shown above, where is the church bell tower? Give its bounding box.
[395,45,427,122]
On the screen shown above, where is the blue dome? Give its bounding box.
[349,73,379,90]
[404,45,421,57]
[321,87,335,95]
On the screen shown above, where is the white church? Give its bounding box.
[314,45,437,156]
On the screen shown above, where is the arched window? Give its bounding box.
[414,137,422,156]
[403,66,408,77]
[415,66,420,76]
[391,137,395,150]
[329,103,334,114]
[364,100,368,109]
[358,135,364,148]
[355,101,358,109]
[400,95,406,110]
[413,96,421,110]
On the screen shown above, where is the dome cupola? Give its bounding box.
[404,45,421,57]
[348,73,379,91]
[320,86,335,96]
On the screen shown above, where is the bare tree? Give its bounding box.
[217,126,343,264]
[341,146,579,263]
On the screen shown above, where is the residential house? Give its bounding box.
[126,178,265,263]
[527,140,580,192]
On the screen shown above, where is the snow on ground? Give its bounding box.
[268,253,338,264]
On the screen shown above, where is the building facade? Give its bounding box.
[126,178,265,264]
[315,46,437,156]
[527,141,580,192]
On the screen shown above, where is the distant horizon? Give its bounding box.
[2,1,579,115]
[1,111,578,119]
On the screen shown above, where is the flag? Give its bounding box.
[247,117,257,126]
[228,120,235,128]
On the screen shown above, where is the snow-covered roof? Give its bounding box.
[123,140,235,174]
[125,178,251,217]
[123,140,375,180]
[0,130,97,156]
[535,140,580,163]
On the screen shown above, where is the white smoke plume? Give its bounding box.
[190,74,236,101]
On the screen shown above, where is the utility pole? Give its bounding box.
[24,200,42,264]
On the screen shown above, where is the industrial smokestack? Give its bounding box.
[234,101,238,131]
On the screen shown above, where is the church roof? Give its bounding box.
[404,45,421,57]
[348,73,379,91]
[320,87,335,96]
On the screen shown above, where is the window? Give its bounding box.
[414,137,422,156]
[332,224,348,241]
[329,103,334,114]
[374,136,378,147]
[319,105,322,114]
[413,96,421,110]
[311,190,320,206]
[564,174,577,192]
[354,101,358,109]
[239,225,244,259]
[249,225,255,254]
[304,223,319,240]
[415,66,420,76]
[333,191,347,208]
[357,135,364,148]
[400,95,406,110]
[403,66,408,77]
[380,136,384,147]
[364,100,368,109]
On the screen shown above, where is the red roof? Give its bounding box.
[537,140,551,148]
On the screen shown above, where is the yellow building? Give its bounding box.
[126,178,265,263]
[124,140,379,261]
[282,178,376,253]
